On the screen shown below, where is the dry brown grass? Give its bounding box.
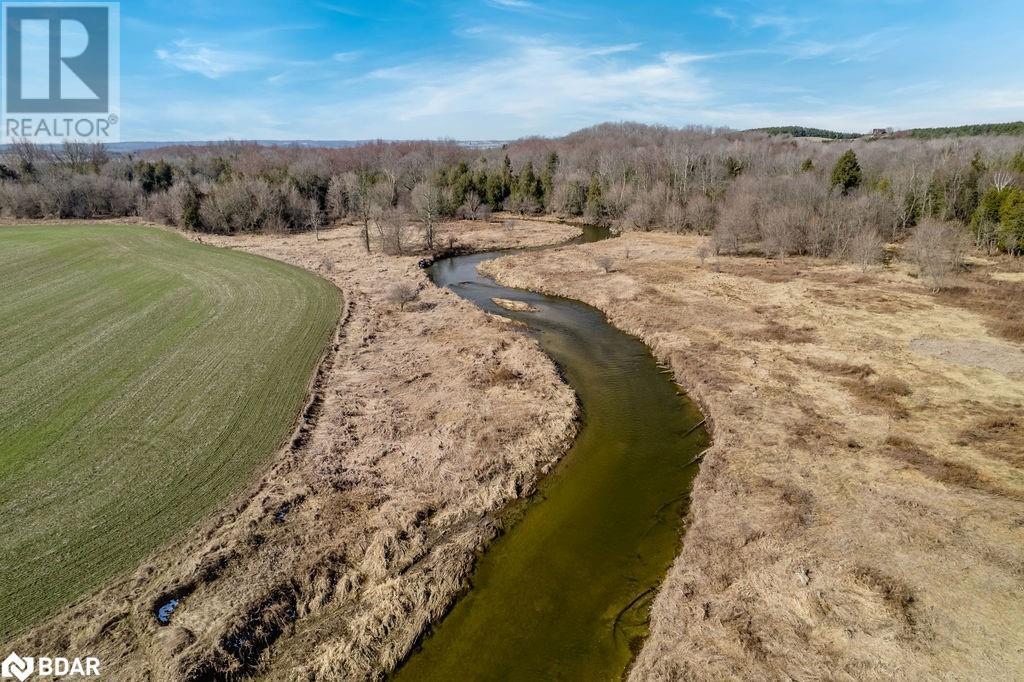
[435,214,581,252]
[482,231,1024,681]
[956,411,1024,468]
[7,219,579,679]
[936,267,1024,342]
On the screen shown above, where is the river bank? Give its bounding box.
[8,217,582,679]
[395,224,708,680]
[482,230,1024,680]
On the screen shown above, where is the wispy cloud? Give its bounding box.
[483,0,581,20]
[708,6,737,25]
[784,28,901,63]
[346,39,711,136]
[317,2,363,18]
[487,0,535,8]
[155,40,268,79]
[267,53,364,86]
[707,7,811,37]
[750,14,810,38]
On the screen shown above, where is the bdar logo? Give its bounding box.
[1,653,33,682]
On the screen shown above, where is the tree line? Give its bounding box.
[2,123,1023,261]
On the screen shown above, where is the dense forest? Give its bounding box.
[2,123,1024,264]
[903,121,1024,139]
[748,126,861,140]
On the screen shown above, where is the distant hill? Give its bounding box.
[748,126,862,140]
[0,139,507,154]
[899,121,1024,139]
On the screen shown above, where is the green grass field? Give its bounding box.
[0,225,341,639]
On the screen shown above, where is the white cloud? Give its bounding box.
[750,14,810,38]
[708,7,737,24]
[488,0,535,7]
[783,29,900,63]
[155,40,267,79]
[972,89,1024,111]
[351,40,710,136]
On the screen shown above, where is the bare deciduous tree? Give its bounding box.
[713,184,758,254]
[412,181,443,251]
[459,191,490,220]
[906,219,968,291]
[847,228,885,272]
[309,199,324,241]
[375,206,410,255]
[386,282,419,311]
[697,244,710,266]
[595,255,615,273]
[326,175,349,220]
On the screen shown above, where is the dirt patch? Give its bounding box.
[910,337,1024,379]
[8,219,579,679]
[482,230,1024,681]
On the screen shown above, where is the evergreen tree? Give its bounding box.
[541,151,559,208]
[179,182,203,230]
[973,187,1006,227]
[585,174,603,220]
[1011,149,1024,175]
[830,150,862,194]
[999,188,1024,253]
[563,180,586,216]
[516,161,543,203]
[485,171,506,210]
[501,155,514,197]
[723,156,744,178]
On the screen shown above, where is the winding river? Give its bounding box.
[394,226,709,680]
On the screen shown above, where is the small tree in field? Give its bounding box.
[412,180,443,251]
[847,227,884,272]
[308,199,324,241]
[697,244,710,266]
[387,282,419,311]
[375,207,410,255]
[830,150,862,195]
[906,219,968,291]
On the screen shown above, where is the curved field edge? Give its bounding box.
[0,224,342,640]
[7,220,580,681]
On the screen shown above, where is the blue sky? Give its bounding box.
[120,0,1024,140]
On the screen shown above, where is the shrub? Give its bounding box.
[906,219,968,291]
[198,177,311,234]
[847,228,885,271]
[0,181,46,218]
[595,255,615,273]
[386,282,419,310]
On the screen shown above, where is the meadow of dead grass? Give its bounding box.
[482,231,1024,680]
[7,218,580,679]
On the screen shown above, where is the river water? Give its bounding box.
[394,226,709,680]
